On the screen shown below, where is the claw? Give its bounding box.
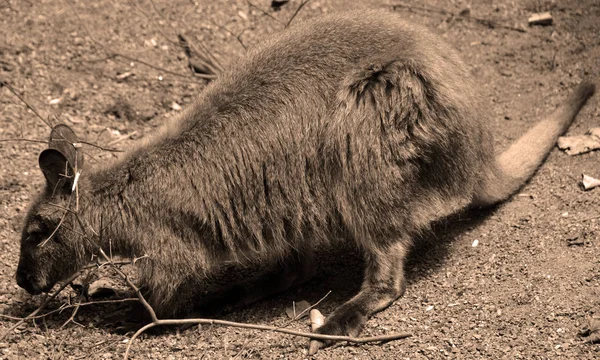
[308,339,323,355]
[308,309,326,354]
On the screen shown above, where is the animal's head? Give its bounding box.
[16,124,86,295]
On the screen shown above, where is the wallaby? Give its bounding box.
[15,9,595,354]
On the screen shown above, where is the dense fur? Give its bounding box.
[16,9,594,351]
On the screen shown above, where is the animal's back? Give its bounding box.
[88,10,491,266]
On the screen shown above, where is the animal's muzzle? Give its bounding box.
[16,267,43,295]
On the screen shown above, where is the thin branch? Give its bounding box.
[568,214,600,227]
[286,0,310,28]
[282,291,331,327]
[0,138,48,145]
[126,0,179,47]
[390,3,526,33]
[0,298,139,322]
[178,34,222,75]
[0,80,51,127]
[147,0,224,74]
[39,208,68,247]
[208,20,249,50]
[0,269,85,340]
[65,0,214,80]
[124,317,411,359]
[79,140,124,153]
[60,301,82,329]
[246,0,285,26]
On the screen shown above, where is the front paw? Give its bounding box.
[308,305,367,355]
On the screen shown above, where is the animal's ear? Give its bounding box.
[38,124,84,195]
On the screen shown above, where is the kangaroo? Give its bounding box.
[15,9,595,354]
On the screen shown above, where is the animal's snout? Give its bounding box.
[16,267,43,295]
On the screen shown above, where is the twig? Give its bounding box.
[105,131,138,147]
[79,140,124,153]
[60,301,82,329]
[246,0,285,26]
[0,298,139,322]
[178,34,222,76]
[568,214,600,227]
[0,80,51,127]
[147,0,223,74]
[124,318,411,359]
[390,2,526,33]
[209,20,249,50]
[286,0,310,28]
[234,290,333,357]
[0,269,85,340]
[126,0,179,47]
[284,291,332,325]
[74,339,122,360]
[1,83,124,154]
[65,0,214,80]
[0,138,48,145]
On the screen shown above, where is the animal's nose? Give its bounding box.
[16,267,42,295]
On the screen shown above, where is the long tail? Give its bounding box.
[472,82,596,207]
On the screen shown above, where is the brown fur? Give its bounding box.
[16,9,594,348]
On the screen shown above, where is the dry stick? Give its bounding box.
[246,0,285,26]
[124,318,412,359]
[390,3,526,33]
[0,269,85,340]
[147,0,224,73]
[60,301,82,329]
[0,138,48,144]
[105,131,138,147]
[208,20,249,51]
[2,81,121,153]
[131,0,221,78]
[568,214,600,227]
[126,0,178,47]
[285,0,311,28]
[189,36,224,74]
[177,34,222,76]
[64,0,213,80]
[232,290,333,358]
[0,298,138,322]
[285,290,332,325]
[74,339,123,360]
[79,140,124,153]
[0,80,51,127]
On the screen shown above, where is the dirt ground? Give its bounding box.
[1,0,600,359]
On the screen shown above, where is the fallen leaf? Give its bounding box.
[582,174,600,191]
[116,71,134,81]
[285,300,311,319]
[557,128,600,155]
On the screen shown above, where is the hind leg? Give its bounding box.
[309,241,409,354]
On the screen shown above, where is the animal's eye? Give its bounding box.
[26,222,45,235]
